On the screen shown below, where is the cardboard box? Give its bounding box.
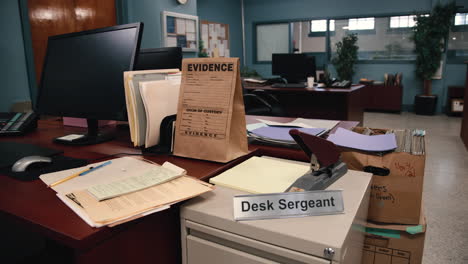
[340,127,425,224]
[362,213,426,264]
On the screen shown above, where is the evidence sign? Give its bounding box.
[233,190,344,221]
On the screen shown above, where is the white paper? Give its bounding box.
[186,19,196,33]
[41,157,159,194]
[220,25,226,38]
[210,39,218,49]
[225,49,230,58]
[202,24,208,37]
[176,18,186,34]
[256,118,339,130]
[140,79,181,148]
[209,24,214,35]
[87,166,183,201]
[186,32,196,41]
[211,30,218,41]
[247,122,268,131]
[215,24,221,35]
[57,193,170,228]
[56,134,84,141]
[219,43,225,57]
[167,36,177,47]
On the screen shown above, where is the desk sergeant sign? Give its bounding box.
[233,190,344,221]
[174,58,248,163]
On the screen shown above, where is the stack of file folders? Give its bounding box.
[393,129,425,155]
[123,69,181,148]
[40,157,213,228]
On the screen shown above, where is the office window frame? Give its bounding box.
[447,11,468,63]
[346,17,376,35]
[252,12,467,65]
[455,13,468,26]
[253,22,292,64]
[389,15,417,28]
[309,19,335,37]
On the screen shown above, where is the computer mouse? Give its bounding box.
[11,155,52,173]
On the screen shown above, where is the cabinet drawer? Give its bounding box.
[185,220,330,264]
[187,235,280,264]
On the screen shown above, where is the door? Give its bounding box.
[26,0,116,84]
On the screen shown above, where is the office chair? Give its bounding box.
[243,94,272,115]
[250,89,287,116]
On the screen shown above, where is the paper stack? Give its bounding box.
[123,69,181,148]
[209,156,309,193]
[327,127,397,152]
[40,157,213,228]
[247,118,337,147]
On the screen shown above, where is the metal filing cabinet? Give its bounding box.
[180,170,372,264]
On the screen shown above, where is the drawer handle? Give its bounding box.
[323,247,335,263]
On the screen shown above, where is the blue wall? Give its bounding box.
[0,0,31,112]
[244,0,468,113]
[197,0,243,64]
[120,0,197,55]
[2,0,467,113]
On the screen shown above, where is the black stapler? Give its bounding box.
[285,129,348,192]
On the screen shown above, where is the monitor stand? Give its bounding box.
[53,118,115,145]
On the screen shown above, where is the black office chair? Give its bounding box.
[243,94,272,115]
[249,89,287,116]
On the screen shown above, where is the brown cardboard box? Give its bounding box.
[340,127,425,224]
[362,213,426,264]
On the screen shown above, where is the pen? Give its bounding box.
[48,160,112,188]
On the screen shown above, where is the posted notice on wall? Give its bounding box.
[173,58,248,163]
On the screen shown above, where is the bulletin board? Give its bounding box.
[161,11,199,52]
[200,20,230,57]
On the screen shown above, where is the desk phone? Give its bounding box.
[0,112,38,136]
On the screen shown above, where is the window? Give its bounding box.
[390,15,416,28]
[448,14,468,63]
[310,19,335,32]
[331,17,415,61]
[255,23,290,62]
[455,13,468,26]
[347,17,374,30]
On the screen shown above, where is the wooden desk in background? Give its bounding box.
[0,117,358,263]
[244,84,365,125]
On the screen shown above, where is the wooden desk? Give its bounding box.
[244,84,365,125]
[0,120,252,264]
[0,117,358,263]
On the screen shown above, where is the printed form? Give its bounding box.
[178,62,236,140]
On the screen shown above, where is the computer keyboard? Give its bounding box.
[0,112,38,136]
[271,83,306,88]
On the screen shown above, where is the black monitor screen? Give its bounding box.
[36,23,143,121]
[134,47,182,70]
[272,53,316,83]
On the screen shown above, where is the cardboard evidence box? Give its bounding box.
[361,213,426,264]
[340,127,425,225]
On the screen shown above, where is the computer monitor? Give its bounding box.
[36,23,143,145]
[272,53,316,84]
[134,47,182,70]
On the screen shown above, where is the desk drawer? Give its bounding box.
[184,220,329,264]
